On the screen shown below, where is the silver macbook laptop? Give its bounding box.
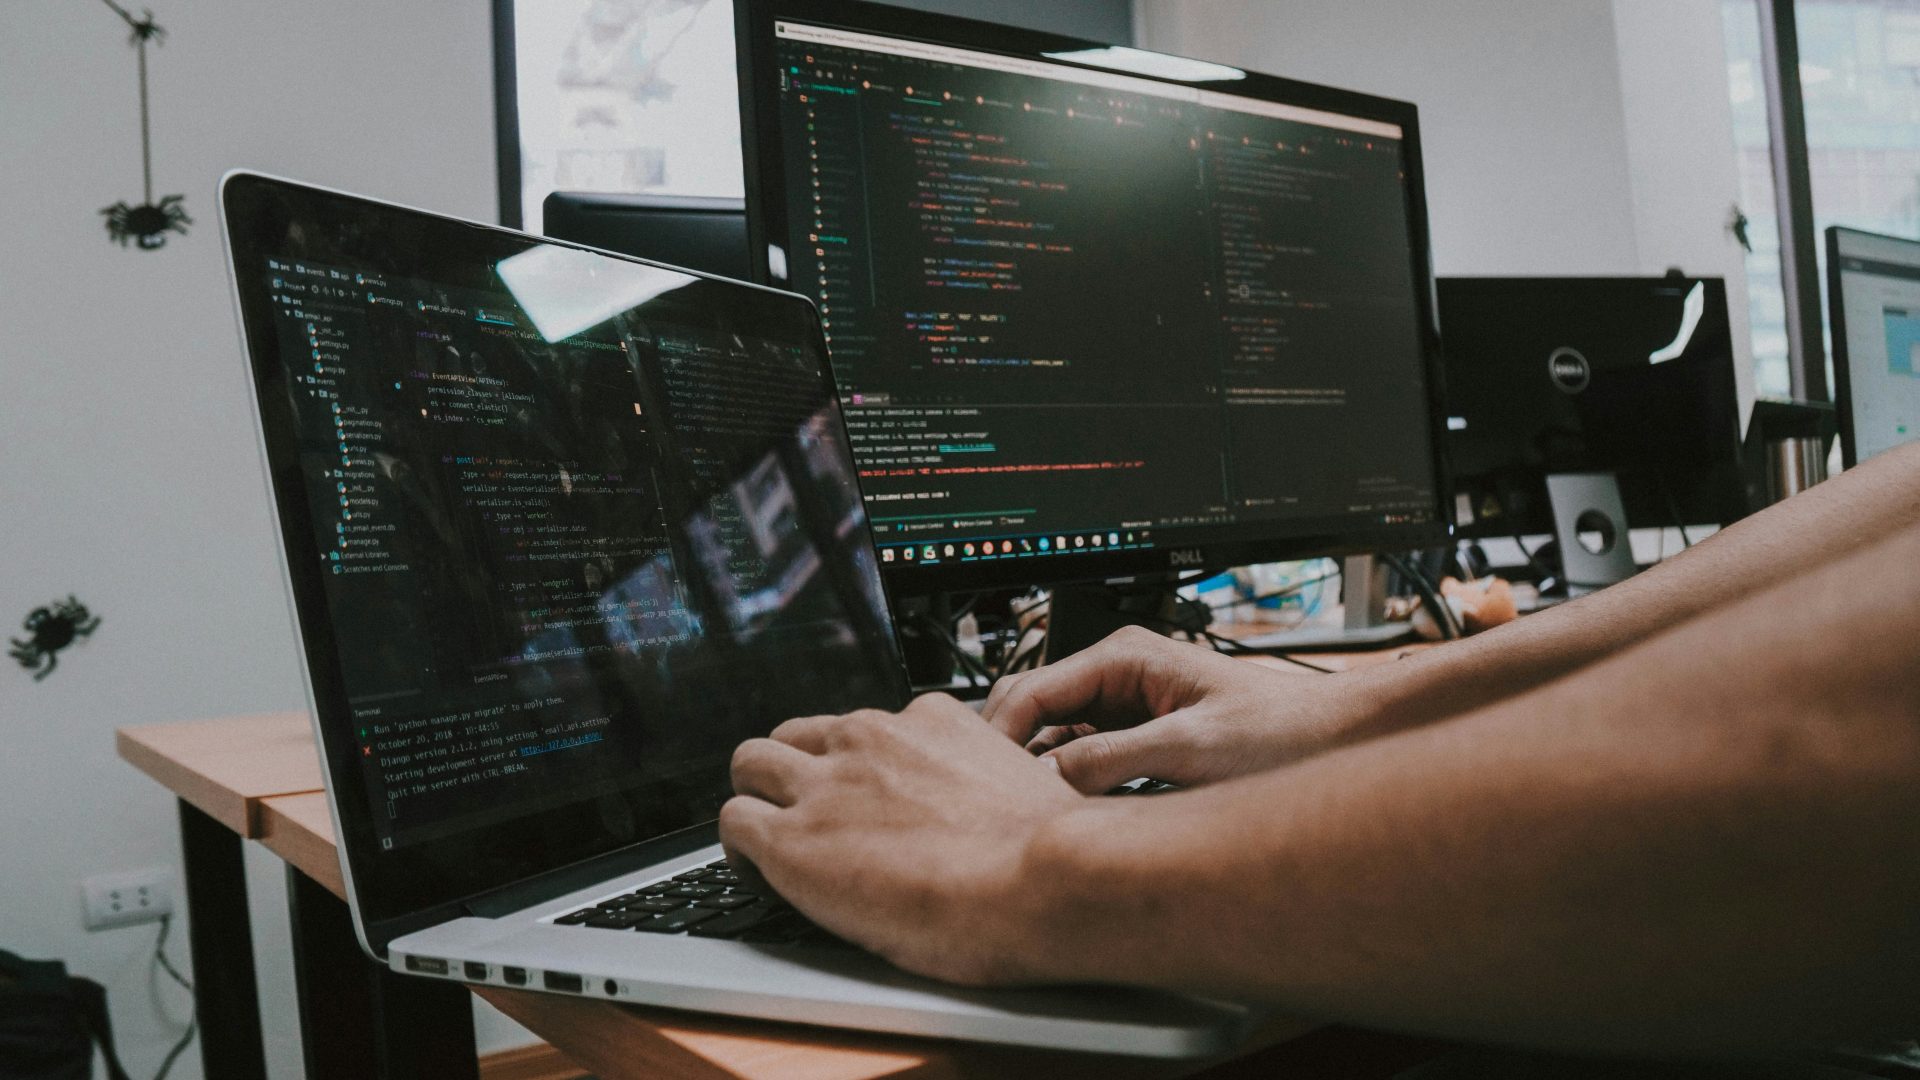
[220,171,1249,1057]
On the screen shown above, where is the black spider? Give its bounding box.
[103,194,191,249]
[9,597,102,681]
[124,9,164,44]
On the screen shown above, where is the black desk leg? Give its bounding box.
[177,799,270,1080]
[287,866,478,1080]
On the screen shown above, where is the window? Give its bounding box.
[1721,0,1920,398]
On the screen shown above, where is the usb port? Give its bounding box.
[403,955,448,976]
[502,966,528,987]
[543,971,584,994]
[463,962,488,981]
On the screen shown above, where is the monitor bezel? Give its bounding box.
[1825,224,1920,470]
[734,0,1454,592]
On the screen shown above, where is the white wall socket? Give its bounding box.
[81,868,174,931]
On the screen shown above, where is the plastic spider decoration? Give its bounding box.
[9,597,102,682]
[121,8,165,44]
[102,194,192,249]
[98,0,189,249]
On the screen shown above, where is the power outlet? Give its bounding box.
[81,868,174,931]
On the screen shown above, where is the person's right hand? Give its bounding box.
[981,626,1373,793]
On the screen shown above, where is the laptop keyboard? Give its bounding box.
[551,790,1173,945]
[551,859,850,947]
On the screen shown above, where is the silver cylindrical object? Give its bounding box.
[1768,436,1829,503]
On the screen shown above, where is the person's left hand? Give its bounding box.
[721,692,1084,985]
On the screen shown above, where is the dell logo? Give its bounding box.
[1168,549,1205,567]
[1547,347,1591,394]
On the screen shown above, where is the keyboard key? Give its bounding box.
[630,897,690,914]
[706,858,730,870]
[667,883,724,898]
[671,869,713,883]
[584,911,651,930]
[554,910,594,925]
[695,894,755,910]
[635,907,721,934]
[705,871,742,886]
[688,905,778,939]
[737,911,811,943]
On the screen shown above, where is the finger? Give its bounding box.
[717,794,783,888]
[981,627,1175,745]
[730,738,820,807]
[978,668,1034,732]
[767,713,842,754]
[1025,722,1098,755]
[1043,719,1190,795]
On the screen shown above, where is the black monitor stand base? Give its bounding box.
[1042,577,1188,665]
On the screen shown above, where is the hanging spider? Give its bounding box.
[103,193,192,250]
[120,7,165,44]
[97,0,189,250]
[8,597,102,682]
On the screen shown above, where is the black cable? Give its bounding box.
[1000,635,1046,678]
[913,611,991,688]
[1510,534,1560,593]
[1663,483,1694,552]
[946,591,981,626]
[151,915,196,1080]
[1204,571,1339,612]
[1203,632,1335,673]
[1384,552,1461,640]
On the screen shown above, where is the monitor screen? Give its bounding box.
[1437,277,1748,538]
[736,0,1449,591]
[223,173,905,931]
[1828,226,1920,468]
[541,192,752,281]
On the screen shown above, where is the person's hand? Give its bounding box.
[720,693,1084,985]
[981,626,1365,793]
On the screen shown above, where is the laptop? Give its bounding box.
[219,171,1250,1057]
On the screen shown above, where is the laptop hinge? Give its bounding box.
[462,822,720,919]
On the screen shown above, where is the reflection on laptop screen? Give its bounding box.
[257,241,901,851]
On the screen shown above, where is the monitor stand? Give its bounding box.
[1041,576,1189,665]
[1225,555,1415,652]
[1544,471,1638,596]
[897,593,957,688]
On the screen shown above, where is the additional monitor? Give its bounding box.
[1437,276,1749,539]
[1827,226,1920,468]
[734,0,1450,593]
[542,192,752,281]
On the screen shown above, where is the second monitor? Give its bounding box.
[734,0,1451,596]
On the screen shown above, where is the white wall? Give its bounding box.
[1135,0,1645,277]
[0,2,529,1076]
[1133,0,1757,398]
[1612,0,1759,417]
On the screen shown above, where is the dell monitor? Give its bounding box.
[1827,226,1920,468]
[733,0,1450,628]
[542,193,752,282]
[1437,276,1749,546]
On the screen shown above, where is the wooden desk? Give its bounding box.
[121,672,1446,1080]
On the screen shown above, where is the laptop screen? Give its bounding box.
[224,173,908,930]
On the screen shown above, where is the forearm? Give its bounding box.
[1328,439,1920,746]
[1023,526,1920,1052]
